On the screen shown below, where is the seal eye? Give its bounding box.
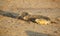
[29,18,36,23]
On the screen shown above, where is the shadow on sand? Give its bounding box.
[25,31,54,36]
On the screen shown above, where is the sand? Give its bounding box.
[0,0,60,36]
